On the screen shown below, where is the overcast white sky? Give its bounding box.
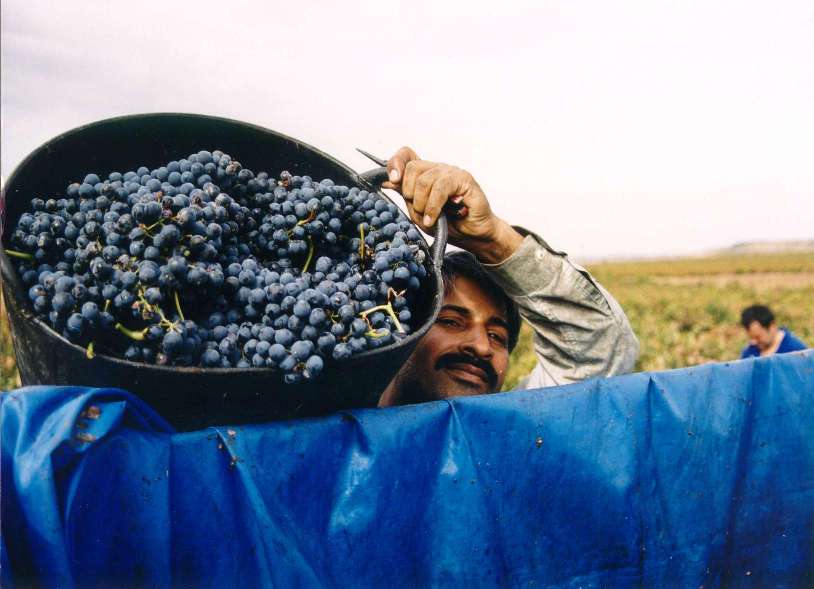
[2,0,812,258]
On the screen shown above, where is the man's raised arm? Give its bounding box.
[384,147,639,388]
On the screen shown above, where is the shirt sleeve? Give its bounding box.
[481,228,639,389]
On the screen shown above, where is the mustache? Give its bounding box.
[435,353,498,389]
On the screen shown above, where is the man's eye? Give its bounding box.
[489,332,508,347]
[437,318,460,328]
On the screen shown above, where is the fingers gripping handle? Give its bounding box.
[359,166,447,269]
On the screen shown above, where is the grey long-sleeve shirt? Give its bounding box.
[482,230,639,389]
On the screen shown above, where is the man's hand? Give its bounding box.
[382,147,523,264]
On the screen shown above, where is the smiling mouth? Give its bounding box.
[444,363,490,387]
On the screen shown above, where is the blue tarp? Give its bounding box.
[2,351,813,588]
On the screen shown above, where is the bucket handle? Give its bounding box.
[358,166,447,269]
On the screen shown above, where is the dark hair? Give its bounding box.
[441,250,521,351]
[741,305,775,329]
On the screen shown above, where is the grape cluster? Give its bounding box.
[6,150,428,383]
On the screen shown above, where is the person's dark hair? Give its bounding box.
[441,250,521,351]
[741,305,775,329]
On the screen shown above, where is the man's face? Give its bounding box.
[379,274,511,406]
[746,320,777,351]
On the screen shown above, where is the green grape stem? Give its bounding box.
[115,323,147,341]
[302,237,315,273]
[136,287,176,329]
[365,328,390,339]
[297,210,316,225]
[174,291,185,321]
[140,220,163,236]
[4,249,34,261]
[360,302,404,333]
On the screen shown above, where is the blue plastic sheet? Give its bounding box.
[2,351,813,588]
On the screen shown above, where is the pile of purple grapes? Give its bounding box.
[6,150,428,383]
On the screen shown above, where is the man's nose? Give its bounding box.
[459,326,493,359]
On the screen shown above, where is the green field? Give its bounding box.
[503,252,814,389]
[2,252,813,392]
[1,293,17,390]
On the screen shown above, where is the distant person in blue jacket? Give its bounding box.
[740,305,808,359]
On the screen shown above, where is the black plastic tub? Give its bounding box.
[0,113,446,430]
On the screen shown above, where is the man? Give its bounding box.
[378,147,639,407]
[740,305,808,359]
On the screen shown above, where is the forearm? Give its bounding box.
[459,219,524,265]
[481,229,639,386]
